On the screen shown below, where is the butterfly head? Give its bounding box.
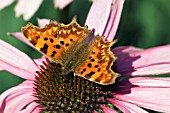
[61,67,71,76]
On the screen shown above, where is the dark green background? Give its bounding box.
[0,1,169,112]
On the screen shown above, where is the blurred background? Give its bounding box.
[0,0,169,104]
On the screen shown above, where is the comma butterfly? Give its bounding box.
[21,17,119,85]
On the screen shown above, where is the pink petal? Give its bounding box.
[8,32,33,47]
[34,55,48,68]
[19,102,41,113]
[112,46,143,56]
[107,99,148,113]
[31,105,41,113]
[85,0,124,41]
[104,0,124,41]
[131,63,170,76]
[100,105,118,113]
[54,0,73,10]
[37,18,50,28]
[10,97,36,113]
[114,87,170,112]
[113,45,170,76]
[0,0,15,10]
[128,77,170,87]
[112,46,143,63]
[93,110,98,113]
[85,0,112,36]
[0,81,36,112]
[0,40,39,80]
[14,0,43,21]
[8,32,44,54]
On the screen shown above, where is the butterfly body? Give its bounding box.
[61,42,90,75]
[22,17,119,85]
[62,42,90,69]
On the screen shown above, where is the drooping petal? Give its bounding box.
[114,78,170,112]
[100,105,118,113]
[113,45,170,76]
[107,99,148,113]
[0,0,15,10]
[8,32,33,47]
[54,0,73,9]
[18,102,41,113]
[9,97,36,113]
[9,18,50,48]
[14,0,43,21]
[0,81,36,112]
[0,40,39,80]
[85,0,124,41]
[8,32,44,54]
[34,55,48,68]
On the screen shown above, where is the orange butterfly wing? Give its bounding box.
[22,18,92,65]
[75,36,119,85]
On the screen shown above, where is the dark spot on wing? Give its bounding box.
[30,40,36,45]
[87,63,92,68]
[83,68,86,72]
[80,68,86,74]
[94,78,100,83]
[85,71,95,79]
[94,74,103,82]
[70,38,73,41]
[44,37,48,41]
[94,65,99,68]
[40,43,48,54]
[65,43,69,47]
[97,68,101,72]
[60,41,64,45]
[80,71,83,74]
[55,44,60,49]
[50,38,54,43]
[98,60,104,63]
[35,35,40,39]
[51,51,57,57]
[91,59,95,62]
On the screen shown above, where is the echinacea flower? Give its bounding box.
[1,0,170,112]
[0,0,73,21]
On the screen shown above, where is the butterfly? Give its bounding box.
[21,17,119,85]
